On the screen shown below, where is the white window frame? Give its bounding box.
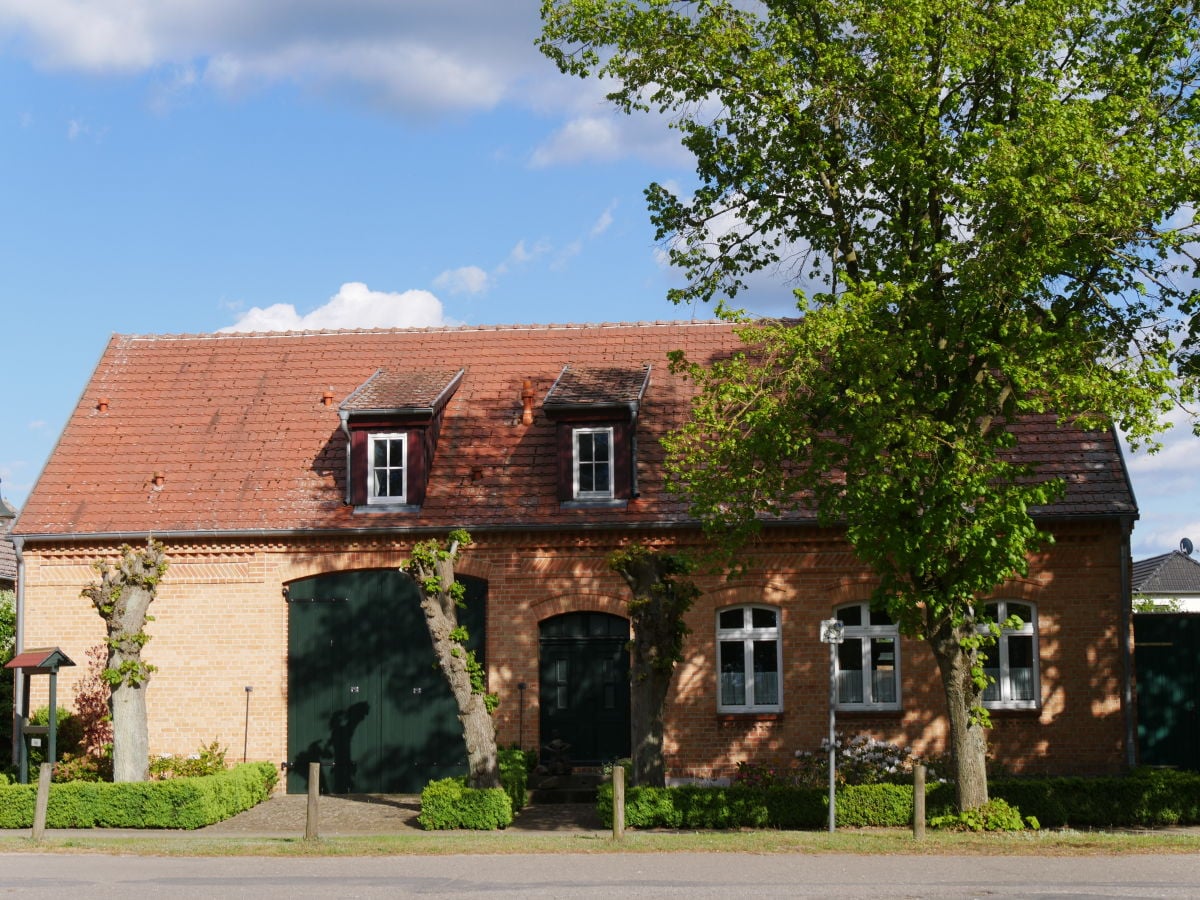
[978,600,1040,710]
[716,605,783,713]
[834,602,901,711]
[367,432,408,505]
[572,426,615,499]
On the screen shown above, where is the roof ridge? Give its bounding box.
[121,319,731,342]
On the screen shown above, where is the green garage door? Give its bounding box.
[1135,613,1200,770]
[286,569,486,793]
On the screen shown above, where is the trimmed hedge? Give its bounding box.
[598,769,1200,830]
[418,778,513,830]
[0,762,277,830]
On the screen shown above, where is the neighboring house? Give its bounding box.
[1132,541,1200,612]
[11,322,1140,790]
[0,496,17,594]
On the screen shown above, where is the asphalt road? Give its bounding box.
[3,852,1199,898]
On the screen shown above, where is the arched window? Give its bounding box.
[978,601,1039,709]
[834,602,900,710]
[716,605,782,712]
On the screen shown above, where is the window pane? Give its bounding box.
[718,609,743,630]
[983,664,1000,702]
[592,461,609,490]
[373,470,388,496]
[373,440,388,466]
[837,605,862,627]
[871,638,897,703]
[388,469,404,497]
[983,603,999,620]
[751,608,777,629]
[869,608,893,626]
[577,433,594,463]
[579,465,595,493]
[719,641,746,706]
[752,639,778,705]
[593,431,610,460]
[1008,636,1035,701]
[838,638,864,703]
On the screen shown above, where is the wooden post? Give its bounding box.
[612,765,625,841]
[305,762,320,840]
[913,763,926,840]
[32,763,52,842]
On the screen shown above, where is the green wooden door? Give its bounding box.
[286,569,486,793]
[1135,613,1200,770]
[539,612,630,765]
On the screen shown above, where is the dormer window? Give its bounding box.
[574,426,614,499]
[543,364,650,507]
[339,368,463,511]
[368,433,408,504]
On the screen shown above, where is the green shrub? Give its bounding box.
[149,740,228,780]
[26,706,85,768]
[418,777,513,830]
[0,761,277,829]
[931,798,1035,832]
[498,747,528,812]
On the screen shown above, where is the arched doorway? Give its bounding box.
[286,569,486,793]
[538,612,630,765]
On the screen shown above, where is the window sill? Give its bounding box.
[717,712,783,722]
[561,499,628,510]
[353,503,421,514]
[835,707,904,716]
[984,704,1041,716]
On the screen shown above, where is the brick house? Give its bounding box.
[10,321,1138,790]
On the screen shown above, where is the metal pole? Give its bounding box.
[47,668,58,770]
[828,640,837,833]
[243,686,253,763]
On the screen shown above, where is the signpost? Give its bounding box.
[819,618,845,833]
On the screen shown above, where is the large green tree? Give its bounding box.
[541,0,1199,809]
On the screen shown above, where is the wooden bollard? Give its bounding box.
[612,765,625,841]
[305,761,320,840]
[32,763,52,842]
[913,763,926,840]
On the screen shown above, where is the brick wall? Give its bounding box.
[18,518,1130,780]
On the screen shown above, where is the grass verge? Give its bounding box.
[1,828,1199,857]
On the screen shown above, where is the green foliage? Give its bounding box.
[596,770,1200,830]
[0,762,277,829]
[418,777,513,830]
[931,797,1036,832]
[608,544,699,675]
[83,540,168,689]
[0,587,14,657]
[149,740,229,780]
[27,706,86,768]
[1134,595,1184,613]
[498,746,529,811]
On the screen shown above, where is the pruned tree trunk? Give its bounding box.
[610,545,698,788]
[82,540,167,783]
[404,533,500,789]
[928,618,989,811]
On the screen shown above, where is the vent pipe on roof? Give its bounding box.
[151,472,165,489]
[321,390,335,408]
[97,397,110,413]
[521,379,535,426]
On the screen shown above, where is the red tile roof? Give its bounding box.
[14,321,1136,539]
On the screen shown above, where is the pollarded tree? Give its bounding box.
[401,529,500,789]
[609,544,699,787]
[82,540,167,783]
[542,0,1199,810]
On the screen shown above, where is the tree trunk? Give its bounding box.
[108,580,154,783]
[928,618,989,811]
[410,547,500,789]
[630,667,672,787]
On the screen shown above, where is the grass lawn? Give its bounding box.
[2,827,1199,857]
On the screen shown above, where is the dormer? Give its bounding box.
[339,368,464,510]
[543,364,650,507]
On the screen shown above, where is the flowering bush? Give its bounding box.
[149,740,228,779]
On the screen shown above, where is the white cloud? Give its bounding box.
[220,281,452,333]
[590,201,617,238]
[0,1,544,116]
[1124,406,1200,557]
[433,265,490,296]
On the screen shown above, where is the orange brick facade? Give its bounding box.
[20,517,1132,781]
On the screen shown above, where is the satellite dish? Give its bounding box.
[1182,538,1195,556]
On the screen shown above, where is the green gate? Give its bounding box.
[539,612,630,765]
[286,569,485,793]
[1135,613,1200,770]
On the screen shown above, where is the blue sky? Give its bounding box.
[0,1,1195,559]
